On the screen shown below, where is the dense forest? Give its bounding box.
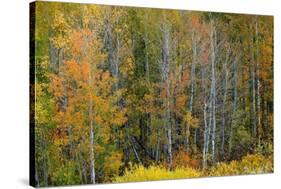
[31,2,273,187]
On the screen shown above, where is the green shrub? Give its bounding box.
[51,161,80,186]
[114,164,202,183]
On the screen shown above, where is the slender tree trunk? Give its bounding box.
[130,137,141,163]
[229,56,238,156]
[144,11,150,82]
[252,61,257,137]
[89,69,95,184]
[210,19,217,163]
[35,166,39,186]
[250,23,257,139]
[207,98,212,156]
[76,152,83,184]
[166,64,172,169]
[203,100,208,169]
[221,48,230,159]
[161,16,172,168]
[202,64,209,169]
[115,25,120,91]
[255,17,262,147]
[190,30,197,153]
[156,129,160,162]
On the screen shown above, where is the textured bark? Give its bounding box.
[221,48,230,159]
[210,19,217,163]
[203,101,208,169]
[255,17,262,146]
[89,69,96,184]
[160,15,172,168]
[144,11,150,82]
[202,63,209,169]
[190,30,197,153]
[130,137,142,163]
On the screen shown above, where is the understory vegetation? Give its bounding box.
[114,154,273,183]
[114,165,202,182]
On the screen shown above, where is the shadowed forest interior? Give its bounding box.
[31,1,273,187]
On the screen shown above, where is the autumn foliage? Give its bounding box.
[32,1,273,187]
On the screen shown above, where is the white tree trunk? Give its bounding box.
[221,50,229,158]
[144,11,150,82]
[203,100,208,169]
[210,19,217,163]
[160,16,172,168]
[190,30,197,153]
[89,69,95,184]
[255,17,261,147]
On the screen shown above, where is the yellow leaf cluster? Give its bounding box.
[114,164,201,183]
[208,154,273,176]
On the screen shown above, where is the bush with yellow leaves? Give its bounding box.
[240,154,273,174]
[114,154,272,183]
[208,154,273,176]
[114,164,202,183]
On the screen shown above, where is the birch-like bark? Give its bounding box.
[255,17,261,146]
[210,19,217,163]
[144,11,150,82]
[203,100,208,169]
[130,137,142,163]
[89,69,95,184]
[190,30,197,153]
[190,31,196,113]
[160,15,172,168]
[202,63,209,169]
[221,48,230,158]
